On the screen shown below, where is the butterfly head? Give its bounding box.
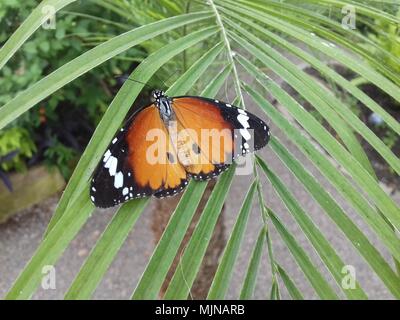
[151,89,165,102]
[151,89,172,121]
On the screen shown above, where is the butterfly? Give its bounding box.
[90,90,270,208]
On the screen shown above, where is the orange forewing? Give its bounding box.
[126,105,187,192]
[172,97,234,176]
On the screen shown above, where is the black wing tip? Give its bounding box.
[257,123,271,150]
[90,189,115,208]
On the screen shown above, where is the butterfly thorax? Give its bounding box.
[151,89,173,123]
[151,90,195,167]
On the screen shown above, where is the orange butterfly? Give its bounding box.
[90,90,270,208]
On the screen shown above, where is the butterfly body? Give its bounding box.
[152,89,173,123]
[90,90,270,208]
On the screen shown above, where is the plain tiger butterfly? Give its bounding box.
[90,90,270,208]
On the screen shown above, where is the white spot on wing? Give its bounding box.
[237,113,251,141]
[122,187,129,196]
[240,128,251,141]
[114,172,124,188]
[103,150,111,162]
[237,113,250,127]
[104,156,118,176]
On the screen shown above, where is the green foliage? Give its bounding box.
[0,127,36,171]
[354,5,400,153]
[43,139,78,178]
[363,7,400,84]
[0,0,146,175]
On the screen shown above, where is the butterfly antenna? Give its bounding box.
[115,69,181,91]
[114,75,154,90]
[152,69,181,90]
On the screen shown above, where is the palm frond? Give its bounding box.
[2,0,399,300]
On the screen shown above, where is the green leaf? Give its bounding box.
[242,71,400,244]
[222,2,400,137]
[239,227,266,300]
[5,26,218,300]
[132,50,228,299]
[44,25,218,237]
[131,181,208,300]
[0,0,77,70]
[5,192,91,300]
[227,19,400,178]
[207,179,257,299]
[270,279,281,300]
[230,0,400,86]
[313,0,400,24]
[201,64,232,98]
[64,199,148,299]
[0,12,213,130]
[257,156,368,299]
[218,0,400,103]
[244,83,400,264]
[267,208,339,300]
[167,42,224,94]
[276,264,304,300]
[164,165,236,299]
[269,136,400,298]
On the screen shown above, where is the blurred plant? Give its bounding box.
[0,149,19,191]
[44,138,78,178]
[0,0,147,177]
[355,5,400,150]
[382,128,398,150]
[0,127,36,171]
[364,7,400,85]
[89,0,214,85]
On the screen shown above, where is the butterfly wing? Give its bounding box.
[171,96,270,180]
[215,98,270,157]
[90,105,188,208]
[91,95,270,207]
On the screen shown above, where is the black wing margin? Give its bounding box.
[90,114,153,208]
